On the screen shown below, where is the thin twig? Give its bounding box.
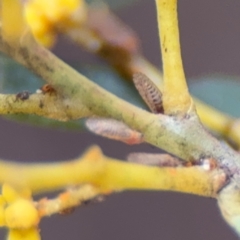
[37,184,102,217]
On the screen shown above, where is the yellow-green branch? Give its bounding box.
[0,93,92,121]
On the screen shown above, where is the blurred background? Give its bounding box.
[1,0,240,239]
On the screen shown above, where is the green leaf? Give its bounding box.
[0,53,42,94]
[189,75,240,118]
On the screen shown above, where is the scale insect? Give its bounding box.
[86,118,143,145]
[133,72,163,114]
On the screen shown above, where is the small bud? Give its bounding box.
[7,228,41,240]
[5,199,39,229]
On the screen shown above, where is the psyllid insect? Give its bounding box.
[133,72,163,114]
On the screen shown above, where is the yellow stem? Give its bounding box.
[155,0,192,115]
[195,99,233,135]
[0,146,220,197]
[195,99,240,147]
